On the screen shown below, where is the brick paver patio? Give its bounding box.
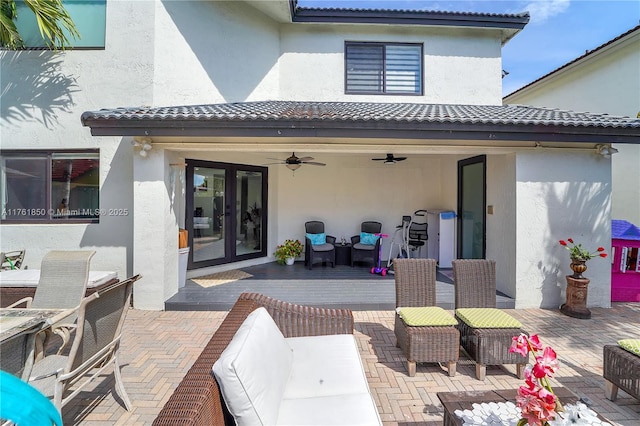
[61,303,640,425]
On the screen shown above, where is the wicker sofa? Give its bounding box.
[153,292,381,426]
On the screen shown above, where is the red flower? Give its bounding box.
[510,333,543,357]
[560,238,608,261]
[528,334,543,352]
[510,334,530,357]
[532,347,559,378]
[517,385,558,426]
[513,334,561,425]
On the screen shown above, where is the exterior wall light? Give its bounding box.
[596,144,619,157]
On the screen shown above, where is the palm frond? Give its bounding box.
[0,0,22,48]
[23,0,80,50]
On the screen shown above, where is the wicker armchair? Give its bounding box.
[394,258,459,376]
[351,221,382,267]
[304,221,336,270]
[452,259,526,381]
[603,345,640,401]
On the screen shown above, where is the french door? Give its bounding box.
[457,155,486,259]
[186,160,267,269]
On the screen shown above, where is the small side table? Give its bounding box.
[334,243,351,266]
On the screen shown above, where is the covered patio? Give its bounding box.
[59,301,640,425]
[163,261,516,311]
[80,101,640,312]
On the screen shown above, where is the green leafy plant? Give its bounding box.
[559,238,607,261]
[274,239,303,265]
[1,0,80,50]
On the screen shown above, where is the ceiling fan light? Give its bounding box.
[286,163,301,171]
[384,160,395,165]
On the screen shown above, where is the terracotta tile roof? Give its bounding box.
[82,101,640,129]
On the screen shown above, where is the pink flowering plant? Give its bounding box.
[510,334,563,426]
[559,238,607,262]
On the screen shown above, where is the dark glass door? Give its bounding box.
[186,160,267,269]
[457,155,486,259]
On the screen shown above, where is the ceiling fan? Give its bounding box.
[265,152,326,171]
[372,153,407,164]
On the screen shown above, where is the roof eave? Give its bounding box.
[292,9,529,29]
[81,118,640,144]
[289,3,529,45]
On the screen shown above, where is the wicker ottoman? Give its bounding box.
[457,320,527,381]
[395,312,459,377]
[603,344,640,401]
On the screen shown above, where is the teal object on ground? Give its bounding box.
[0,370,62,426]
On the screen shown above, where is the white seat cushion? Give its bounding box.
[279,334,383,425]
[283,335,370,399]
[0,270,117,288]
[212,307,293,426]
[277,393,382,425]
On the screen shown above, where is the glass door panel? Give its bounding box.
[236,170,263,256]
[192,167,226,263]
[187,160,267,269]
[458,156,486,259]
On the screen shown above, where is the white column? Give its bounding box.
[133,147,178,310]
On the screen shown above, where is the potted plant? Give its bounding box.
[558,238,607,319]
[274,239,303,265]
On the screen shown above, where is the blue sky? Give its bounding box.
[298,1,640,96]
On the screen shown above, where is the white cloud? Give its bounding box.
[524,0,570,24]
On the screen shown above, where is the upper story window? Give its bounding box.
[14,0,107,49]
[0,150,100,223]
[345,42,423,95]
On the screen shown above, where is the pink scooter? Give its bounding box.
[371,233,389,276]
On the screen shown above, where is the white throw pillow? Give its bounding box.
[212,307,293,425]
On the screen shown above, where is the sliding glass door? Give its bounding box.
[457,155,486,259]
[186,160,267,268]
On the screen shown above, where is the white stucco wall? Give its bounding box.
[279,26,503,105]
[486,154,517,299]
[0,0,155,277]
[504,31,640,226]
[152,0,282,105]
[132,149,181,309]
[514,151,612,309]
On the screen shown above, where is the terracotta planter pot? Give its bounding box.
[569,258,588,279]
